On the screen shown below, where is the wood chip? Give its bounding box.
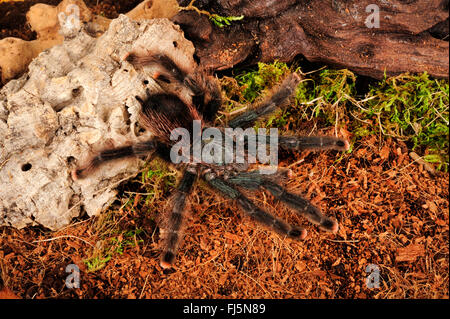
[223,232,242,243]
[396,244,425,262]
[380,145,390,160]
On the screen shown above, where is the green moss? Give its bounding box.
[295,68,357,125]
[221,61,449,170]
[83,209,145,272]
[179,0,244,28]
[234,61,291,103]
[83,161,176,272]
[139,160,177,206]
[364,73,448,153]
[209,14,244,28]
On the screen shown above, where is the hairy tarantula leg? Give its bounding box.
[160,167,197,269]
[126,52,186,82]
[262,180,339,233]
[185,73,222,123]
[240,135,349,158]
[229,73,302,129]
[72,139,158,180]
[203,172,307,240]
[127,51,202,93]
[127,51,189,89]
[227,172,339,233]
[278,135,350,152]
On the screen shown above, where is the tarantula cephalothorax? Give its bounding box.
[72,51,350,269]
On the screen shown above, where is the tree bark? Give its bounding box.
[173,0,449,79]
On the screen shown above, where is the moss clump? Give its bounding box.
[220,61,449,170]
[364,73,448,158]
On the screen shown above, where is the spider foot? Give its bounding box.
[289,227,308,240]
[160,251,176,269]
[71,168,82,180]
[319,218,339,233]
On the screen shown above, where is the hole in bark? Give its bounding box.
[21,163,32,171]
[72,87,82,97]
[134,122,147,136]
[143,79,149,85]
[123,105,131,127]
[193,53,201,64]
[357,43,375,59]
[67,156,76,164]
[173,41,178,48]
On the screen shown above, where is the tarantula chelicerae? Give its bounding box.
[72,51,349,269]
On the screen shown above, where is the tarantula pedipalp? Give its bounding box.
[72,51,349,269]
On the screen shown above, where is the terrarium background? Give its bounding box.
[0,0,448,299]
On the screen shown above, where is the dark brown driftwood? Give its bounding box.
[173,0,449,79]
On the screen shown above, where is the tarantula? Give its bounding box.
[72,51,349,269]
